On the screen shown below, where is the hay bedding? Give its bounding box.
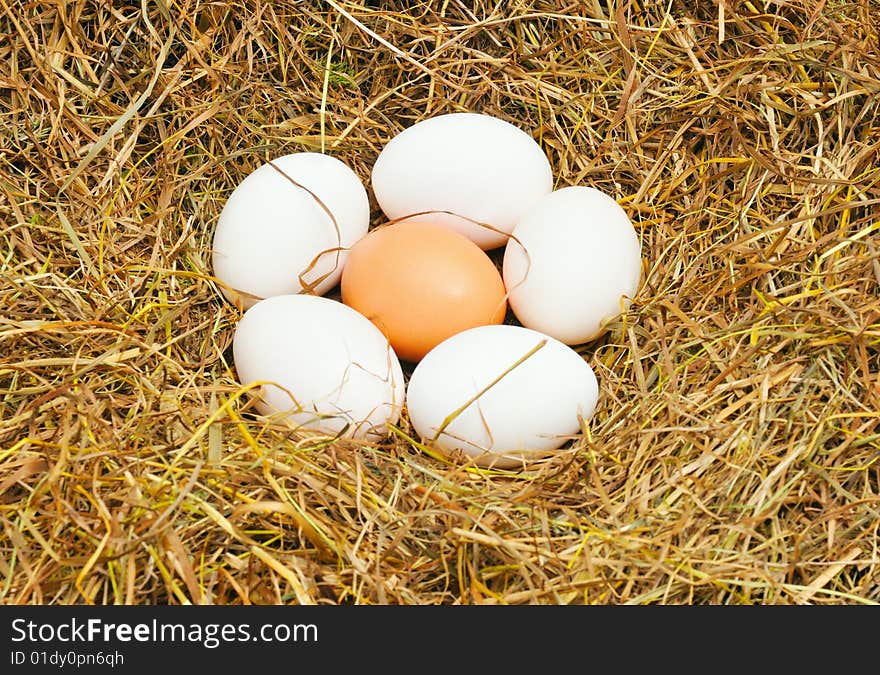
[0,0,878,605]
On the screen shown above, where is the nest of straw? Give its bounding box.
[1,1,879,605]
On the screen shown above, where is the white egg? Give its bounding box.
[503,186,642,345]
[232,294,405,441]
[405,324,599,468]
[212,152,370,309]
[371,112,553,250]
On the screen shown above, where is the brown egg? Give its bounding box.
[341,221,507,362]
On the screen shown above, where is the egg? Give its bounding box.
[232,294,404,441]
[405,324,599,468]
[502,186,642,345]
[371,112,553,250]
[341,221,507,362]
[212,152,370,309]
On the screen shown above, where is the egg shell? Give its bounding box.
[502,186,642,345]
[212,152,370,309]
[405,324,599,468]
[371,113,553,250]
[340,221,507,362]
[232,294,404,441]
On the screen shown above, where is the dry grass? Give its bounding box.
[1,0,879,605]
